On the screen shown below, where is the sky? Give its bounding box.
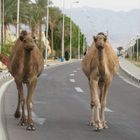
[51,0,140,11]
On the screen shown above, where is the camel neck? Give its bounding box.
[98,49,105,75]
[23,50,32,82]
[24,50,32,64]
[98,49,104,62]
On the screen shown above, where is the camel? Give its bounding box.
[7,30,44,130]
[81,32,119,130]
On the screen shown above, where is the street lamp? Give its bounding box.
[45,0,50,63]
[70,0,79,60]
[61,0,65,62]
[136,35,139,61]
[0,0,1,53]
[78,26,80,59]
[16,0,20,38]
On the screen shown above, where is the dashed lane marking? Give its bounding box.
[73,70,77,73]
[75,87,84,93]
[70,74,75,76]
[74,87,113,112]
[70,79,75,82]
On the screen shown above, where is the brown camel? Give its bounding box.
[81,32,119,130]
[8,31,44,130]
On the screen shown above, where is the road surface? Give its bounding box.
[2,61,140,140]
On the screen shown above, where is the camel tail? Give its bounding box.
[0,54,9,66]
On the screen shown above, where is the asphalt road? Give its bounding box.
[3,61,140,140]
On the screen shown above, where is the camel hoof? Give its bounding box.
[101,121,109,129]
[89,121,95,126]
[94,127,101,132]
[18,117,27,126]
[14,111,21,118]
[26,124,36,131]
[103,123,109,129]
[94,121,103,131]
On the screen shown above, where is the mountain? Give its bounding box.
[64,7,140,48]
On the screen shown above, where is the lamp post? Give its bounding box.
[16,0,20,38]
[69,3,72,60]
[61,0,65,62]
[136,35,139,61]
[82,35,85,54]
[0,0,1,53]
[70,0,79,60]
[45,0,50,63]
[78,27,80,59]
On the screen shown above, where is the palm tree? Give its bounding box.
[49,7,62,55]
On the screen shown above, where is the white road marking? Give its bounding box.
[70,74,75,76]
[74,87,113,112]
[105,108,113,112]
[77,68,81,70]
[118,74,140,88]
[70,79,75,82]
[75,87,84,93]
[73,70,77,73]
[0,79,14,140]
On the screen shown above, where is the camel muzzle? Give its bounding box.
[97,45,104,50]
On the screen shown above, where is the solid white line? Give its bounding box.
[0,79,14,140]
[118,74,140,88]
[75,87,84,93]
[70,74,75,76]
[70,79,75,82]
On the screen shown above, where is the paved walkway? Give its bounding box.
[119,58,140,83]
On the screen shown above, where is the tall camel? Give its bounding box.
[81,32,119,130]
[8,31,44,130]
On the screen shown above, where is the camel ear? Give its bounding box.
[93,36,97,42]
[104,35,107,41]
[19,30,27,41]
[19,35,25,41]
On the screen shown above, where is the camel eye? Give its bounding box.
[23,39,27,43]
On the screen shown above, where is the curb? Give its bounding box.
[119,65,140,84]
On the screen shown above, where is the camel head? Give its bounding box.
[93,32,107,50]
[21,35,36,51]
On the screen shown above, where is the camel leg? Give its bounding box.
[90,78,103,130]
[100,78,112,129]
[15,79,27,125]
[89,80,95,126]
[14,87,21,118]
[26,77,37,131]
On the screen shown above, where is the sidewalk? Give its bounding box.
[119,58,140,84]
